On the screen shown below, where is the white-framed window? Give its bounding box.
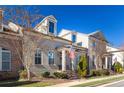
[49,21,54,34]
[0,48,11,71]
[48,51,54,65]
[72,34,76,43]
[35,48,42,64]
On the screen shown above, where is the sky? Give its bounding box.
[2,5,124,47]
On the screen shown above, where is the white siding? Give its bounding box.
[59,29,89,48]
[58,29,72,41]
[107,46,124,66]
[76,32,89,48]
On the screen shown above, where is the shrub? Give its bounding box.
[77,55,87,78]
[112,62,123,73]
[91,69,101,76]
[0,72,14,80]
[91,69,110,76]
[53,72,68,79]
[102,69,110,75]
[42,71,50,78]
[60,73,68,79]
[19,69,27,79]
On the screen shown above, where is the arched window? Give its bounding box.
[1,48,11,71]
[35,49,42,64]
[48,51,54,65]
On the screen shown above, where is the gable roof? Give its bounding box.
[88,31,108,43]
[34,15,57,30]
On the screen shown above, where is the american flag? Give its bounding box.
[69,46,75,60]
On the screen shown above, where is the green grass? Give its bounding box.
[72,76,124,87]
[19,82,54,87]
[0,80,54,87]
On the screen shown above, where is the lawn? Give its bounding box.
[72,76,124,87]
[0,78,70,87]
[0,80,53,87]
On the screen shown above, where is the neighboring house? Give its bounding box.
[107,46,124,67]
[33,15,87,74]
[58,29,118,71]
[0,12,87,79]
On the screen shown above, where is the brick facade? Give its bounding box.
[0,32,23,79]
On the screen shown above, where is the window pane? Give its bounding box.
[2,52,11,71]
[35,57,38,64]
[2,62,10,71]
[2,52,11,62]
[49,21,54,33]
[37,57,41,64]
[72,34,76,43]
[35,49,42,64]
[48,51,54,64]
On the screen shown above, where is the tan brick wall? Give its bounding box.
[0,33,23,79]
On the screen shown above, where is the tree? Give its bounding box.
[1,6,45,80]
[77,54,87,77]
[88,32,107,69]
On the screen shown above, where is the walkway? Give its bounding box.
[48,74,124,87]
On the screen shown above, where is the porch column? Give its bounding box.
[108,56,112,70]
[62,49,66,71]
[105,57,108,69]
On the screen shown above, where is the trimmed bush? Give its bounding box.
[91,69,101,76]
[102,69,110,75]
[19,69,27,79]
[53,72,68,79]
[77,55,87,78]
[112,62,123,73]
[91,69,110,76]
[42,71,50,78]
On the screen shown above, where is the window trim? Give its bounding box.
[35,48,43,65]
[72,34,76,43]
[1,49,11,71]
[49,21,55,34]
[48,51,55,65]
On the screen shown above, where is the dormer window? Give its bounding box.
[49,21,54,34]
[72,34,76,43]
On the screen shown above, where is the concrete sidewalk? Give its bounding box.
[47,74,124,87]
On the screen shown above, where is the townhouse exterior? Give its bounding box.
[0,14,87,79]
[0,9,123,79]
[59,29,124,72]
